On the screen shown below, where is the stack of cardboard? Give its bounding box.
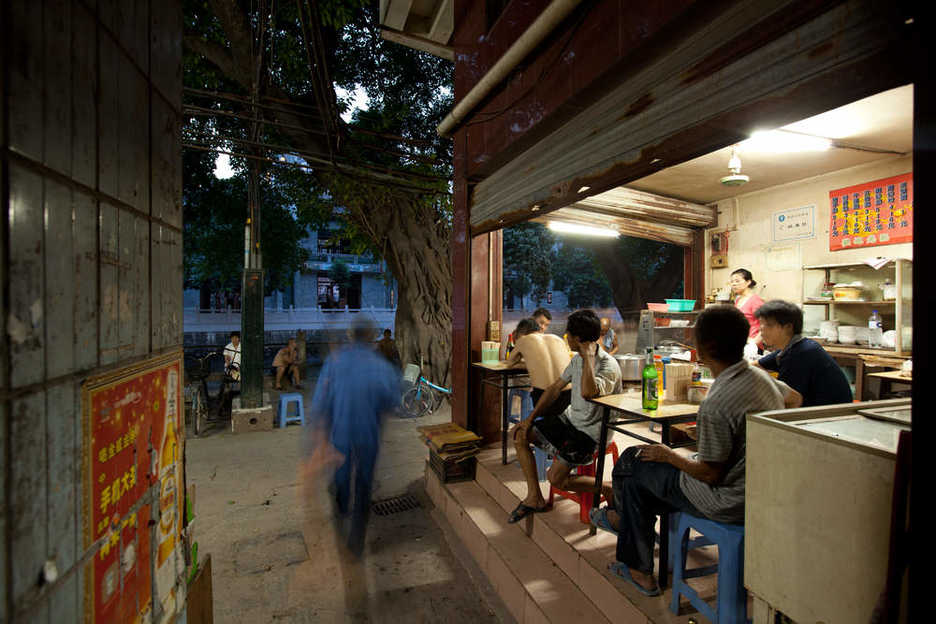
[417,422,483,483]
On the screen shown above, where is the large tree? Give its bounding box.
[183,0,454,384]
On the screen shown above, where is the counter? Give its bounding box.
[745,398,910,623]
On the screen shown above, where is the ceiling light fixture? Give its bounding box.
[739,129,831,153]
[547,221,619,237]
[720,147,750,187]
[531,204,540,212]
[577,186,591,193]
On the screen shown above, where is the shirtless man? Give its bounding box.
[273,338,302,390]
[505,318,572,410]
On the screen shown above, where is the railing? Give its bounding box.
[303,252,384,273]
[183,306,397,332]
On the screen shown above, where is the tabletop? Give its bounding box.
[866,370,913,382]
[589,393,699,420]
[471,360,527,373]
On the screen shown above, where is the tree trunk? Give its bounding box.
[592,241,684,320]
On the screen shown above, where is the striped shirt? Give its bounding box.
[679,360,783,523]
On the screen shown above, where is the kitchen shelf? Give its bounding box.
[637,309,697,352]
[802,259,911,356]
[804,300,897,305]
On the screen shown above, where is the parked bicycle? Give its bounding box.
[401,362,452,418]
[185,351,239,436]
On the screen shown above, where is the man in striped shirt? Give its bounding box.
[589,305,784,596]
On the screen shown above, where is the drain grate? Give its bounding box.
[371,494,421,516]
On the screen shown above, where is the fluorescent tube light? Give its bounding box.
[547,221,619,237]
[739,130,831,153]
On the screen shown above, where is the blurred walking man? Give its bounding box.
[306,319,400,556]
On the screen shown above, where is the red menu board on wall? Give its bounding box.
[82,352,184,623]
[829,172,913,251]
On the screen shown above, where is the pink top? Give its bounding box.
[735,293,764,339]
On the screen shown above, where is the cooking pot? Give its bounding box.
[614,353,647,381]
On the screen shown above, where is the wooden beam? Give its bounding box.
[381,0,415,32]
[428,0,454,44]
[380,27,455,61]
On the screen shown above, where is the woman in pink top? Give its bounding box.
[730,268,764,347]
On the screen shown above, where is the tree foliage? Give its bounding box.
[551,242,614,309]
[503,223,556,308]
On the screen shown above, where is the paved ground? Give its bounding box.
[185,390,507,623]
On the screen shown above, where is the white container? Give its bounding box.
[881,330,897,349]
[819,320,840,342]
[837,326,859,345]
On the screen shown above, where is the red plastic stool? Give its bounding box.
[547,441,620,524]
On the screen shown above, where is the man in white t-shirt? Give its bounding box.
[508,309,622,523]
[223,331,241,381]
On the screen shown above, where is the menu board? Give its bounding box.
[829,173,913,251]
[82,352,185,624]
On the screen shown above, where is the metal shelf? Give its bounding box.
[804,300,897,305]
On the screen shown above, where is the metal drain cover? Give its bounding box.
[371,494,421,516]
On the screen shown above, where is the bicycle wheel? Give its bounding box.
[192,385,207,437]
[401,386,432,418]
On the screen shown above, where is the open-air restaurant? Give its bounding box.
[433,83,913,623]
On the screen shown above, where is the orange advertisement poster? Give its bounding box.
[829,172,913,251]
[82,352,184,624]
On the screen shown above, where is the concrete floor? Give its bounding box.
[185,392,506,623]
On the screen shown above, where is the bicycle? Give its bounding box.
[185,351,239,436]
[400,362,452,418]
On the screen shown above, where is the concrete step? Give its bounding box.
[472,447,709,623]
[426,465,613,624]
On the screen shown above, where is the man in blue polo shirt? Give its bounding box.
[755,299,852,406]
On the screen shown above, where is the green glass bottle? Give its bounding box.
[642,347,659,411]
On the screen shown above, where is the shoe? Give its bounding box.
[608,562,660,596]
[589,507,618,535]
[507,502,549,524]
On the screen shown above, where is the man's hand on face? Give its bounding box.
[577,341,598,358]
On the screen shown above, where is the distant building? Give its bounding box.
[184,222,397,310]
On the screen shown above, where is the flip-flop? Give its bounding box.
[608,562,661,597]
[508,502,549,524]
[589,507,618,535]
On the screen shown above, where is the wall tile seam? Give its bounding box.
[0,344,184,403]
[3,150,182,235]
[80,3,182,114]
[12,480,159,622]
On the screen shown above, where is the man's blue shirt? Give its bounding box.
[758,337,852,406]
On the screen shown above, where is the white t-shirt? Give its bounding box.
[223,342,241,369]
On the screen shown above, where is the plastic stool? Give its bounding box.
[277,393,305,428]
[669,512,746,623]
[547,441,620,524]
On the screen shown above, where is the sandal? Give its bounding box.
[508,502,549,524]
[608,562,660,597]
[589,507,618,535]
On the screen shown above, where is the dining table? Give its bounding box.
[586,392,700,589]
[471,360,531,464]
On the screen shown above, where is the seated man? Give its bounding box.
[599,317,619,354]
[223,331,241,381]
[505,317,573,421]
[591,305,783,596]
[273,338,303,390]
[508,309,622,523]
[754,299,852,406]
[375,328,401,369]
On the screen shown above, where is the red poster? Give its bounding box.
[82,352,185,624]
[829,172,913,251]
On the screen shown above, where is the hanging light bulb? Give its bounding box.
[720,147,750,186]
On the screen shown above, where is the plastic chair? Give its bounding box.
[669,512,746,623]
[547,441,620,524]
[277,393,305,428]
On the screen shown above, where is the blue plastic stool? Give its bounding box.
[277,393,305,428]
[669,512,746,624]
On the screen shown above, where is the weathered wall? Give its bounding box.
[1,0,183,621]
[704,155,913,309]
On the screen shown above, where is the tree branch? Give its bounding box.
[183,35,249,89]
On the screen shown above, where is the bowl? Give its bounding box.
[837,326,859,345]
[665,299,696,312]
[647,302,669,312]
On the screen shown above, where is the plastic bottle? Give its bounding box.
[642,348,658,411]
[868,310,883,348]
[654,355,665,404]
